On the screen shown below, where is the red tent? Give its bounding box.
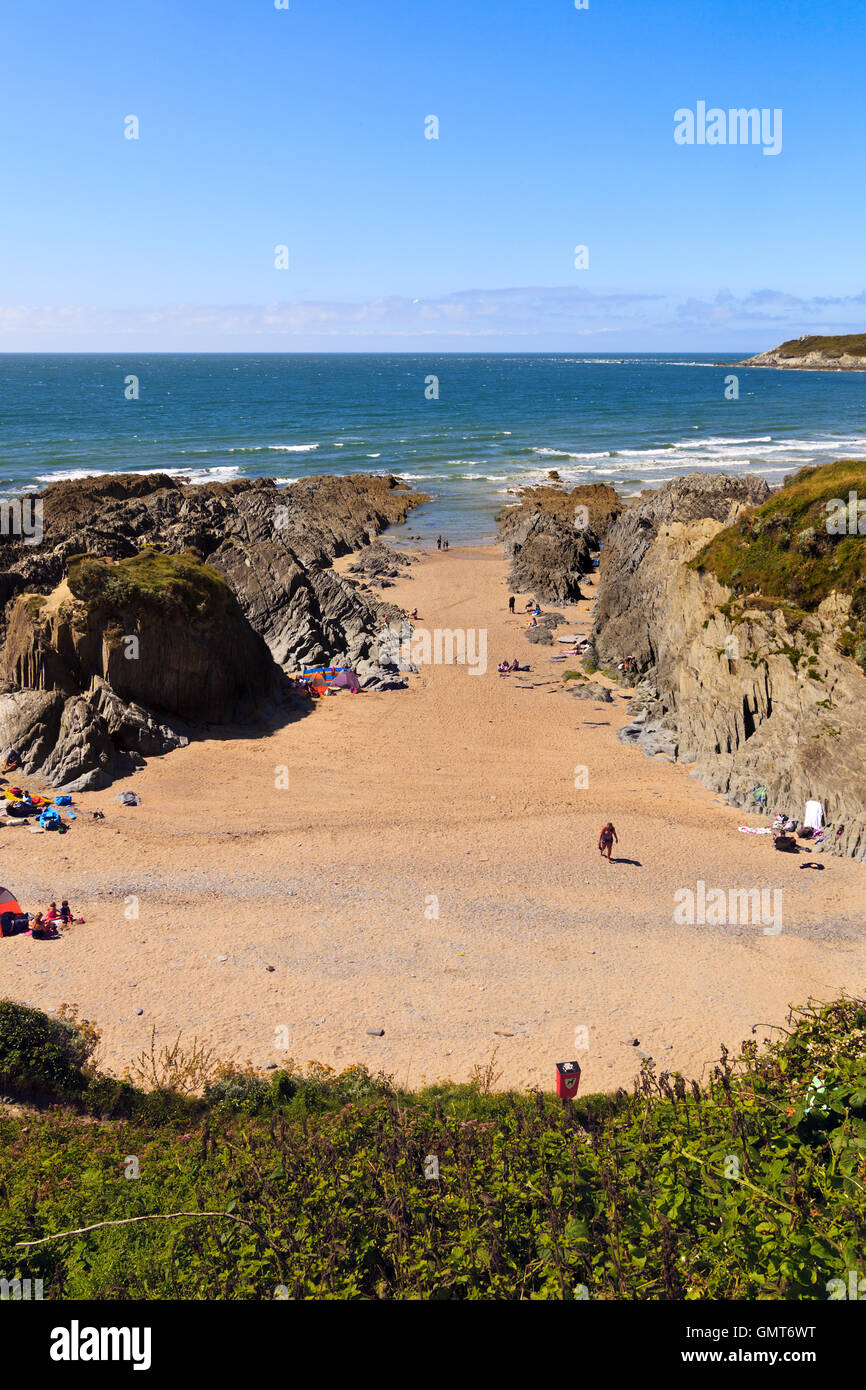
[0,887,23,916]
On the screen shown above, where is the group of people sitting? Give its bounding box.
[497,659,530,675]
[31,900,84,939]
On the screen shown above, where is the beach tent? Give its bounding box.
[0,886,24,916]
[330,670,361,693]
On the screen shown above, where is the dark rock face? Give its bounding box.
[346,541,416,583]
[0,681,187,792]
[498,484,622,604]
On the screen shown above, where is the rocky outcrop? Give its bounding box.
[566,679,614,703]
[346,541,417,586]
[498,484,622,603]
[0,682,187,792]
[738,333,866,372]
[592,471,866,859]
[0,472,428,787]
[3,553,278,724]
[593,474,771,670]
[0,473,428,680]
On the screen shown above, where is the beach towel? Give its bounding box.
[750,784,768,806]
[738,826,774,834]
[804,799,824,830]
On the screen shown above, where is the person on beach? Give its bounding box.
[508,595,515,613]
[598,822,618,861]
[1,748,21,775]
[436,536,442,550]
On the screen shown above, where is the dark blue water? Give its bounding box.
[1,354,864,540]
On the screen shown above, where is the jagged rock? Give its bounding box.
[3,554,277,724]
[500,511,590,604]
[593,474,770,670]
[346,541,415,581]
[0,473,429,787]
[0,472,429,681]
[618,720,678,758]
[498,485,621,603]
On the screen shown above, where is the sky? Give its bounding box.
[0,0,864,351]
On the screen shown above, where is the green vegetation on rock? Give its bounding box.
[775,334,866,358]
[690,460,866,666]
[67,548,233,624]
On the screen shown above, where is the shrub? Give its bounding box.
[0,1000,99,1100]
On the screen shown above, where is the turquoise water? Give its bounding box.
[1,353,864,541]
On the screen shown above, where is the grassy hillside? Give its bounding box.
[1,996,865,1299]
[774,334,866,358]
[690,460,866,664]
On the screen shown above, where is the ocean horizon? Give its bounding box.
[2,352,864,542]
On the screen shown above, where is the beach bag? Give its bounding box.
[55,795,72,806]
[774,835,797,853]
[39,808,61,830]
[7,800,36,818]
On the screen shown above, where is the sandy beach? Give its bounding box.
[3,542,864,1094]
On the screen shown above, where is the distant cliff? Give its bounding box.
[738,333,866,371]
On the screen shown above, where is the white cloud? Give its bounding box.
[0,285,863,350]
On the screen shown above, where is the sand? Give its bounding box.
[3,543,865,1095]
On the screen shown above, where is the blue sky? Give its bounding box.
[1,0,864,350]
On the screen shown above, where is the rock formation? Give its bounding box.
[0,472,428,788]
[591,468,866,859]
[498,483,622,603]
[737,333,866,371]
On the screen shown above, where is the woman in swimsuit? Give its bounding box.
[598,822,618,861]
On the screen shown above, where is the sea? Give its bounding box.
[1,353,864,542]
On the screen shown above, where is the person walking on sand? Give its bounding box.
[508,595,515,613]
[598,822,618,861]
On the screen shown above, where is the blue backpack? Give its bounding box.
[40,808,61,830]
